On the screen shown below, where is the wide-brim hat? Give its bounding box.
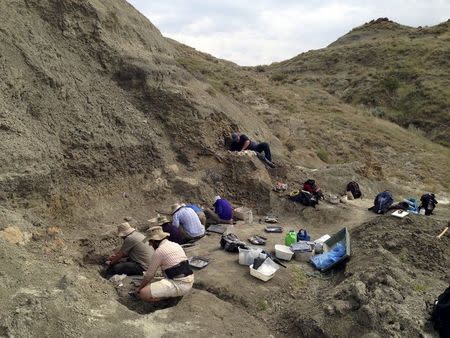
[170,203,186,215]
[148,214,170,226]
[117,222,135,237]
[143,226,170,242]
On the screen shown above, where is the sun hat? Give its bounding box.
[213,195,221,204]
[143,226,170,242]
[148,214,170,226]
[117,222,135,237]
[170,203,186,215]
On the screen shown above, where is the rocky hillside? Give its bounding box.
[267,18,450,147]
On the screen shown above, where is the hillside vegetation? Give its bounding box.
[267,18,450,147]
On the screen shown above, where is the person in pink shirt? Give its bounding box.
[137,226,194,302]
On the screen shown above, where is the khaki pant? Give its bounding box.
[145,275,194,298]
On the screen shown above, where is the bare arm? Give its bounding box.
[137,252,161,292]
[241,140,251,151]
[108,250,126,265]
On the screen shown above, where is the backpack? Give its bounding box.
[289,190,318,207]
[220,233,248,253]
[420,193,438,216]
[297,229,311,242]
[369,191,393,214]
[431,286,450,337]
[303,179,324,200]
[346,181,362,199]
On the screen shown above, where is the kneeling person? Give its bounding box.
[137,226,194,302]
[106,222,153,277]
[204,196,234,225]
[171,203,205,243]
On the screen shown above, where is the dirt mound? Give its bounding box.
[304,216,449,337]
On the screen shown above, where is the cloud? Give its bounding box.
[127,0,450,65]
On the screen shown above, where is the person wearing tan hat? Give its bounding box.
[149,214,184,244]
[105,222,154,277]
[167,203,205,244]
[136,226,194,302]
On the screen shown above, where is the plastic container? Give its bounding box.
[391,210,409,218]
[274,244,294,261]
[314,234,331,244]
[285,231,297,246]
[249,258,280,282]
[291,241,314,262]
[238,247,262,266]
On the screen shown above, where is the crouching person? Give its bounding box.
[204,196,234,225]
[137,226,194,302]
[106,222,153,277]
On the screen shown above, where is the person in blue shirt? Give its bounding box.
[171,203,205,242]
[204,196,234,225]
[185,203,206,226]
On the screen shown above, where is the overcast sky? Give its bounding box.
[127,0,450,66]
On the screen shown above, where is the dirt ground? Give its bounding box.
[1,189,448,338]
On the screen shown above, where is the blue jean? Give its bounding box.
[251,142,272,162]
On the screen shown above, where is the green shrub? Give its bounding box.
[316,148,329,162]
[381,76,400,94]
[270,72,288,82]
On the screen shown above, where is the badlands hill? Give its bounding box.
[0,1,448,337]
[267,17,450,147]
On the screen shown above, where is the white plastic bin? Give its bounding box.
[238,247,262,266]
[274,244,294,261]
[249,258,280,282]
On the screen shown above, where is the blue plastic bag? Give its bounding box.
[311,243,346,270]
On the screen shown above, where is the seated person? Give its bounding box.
[185,203,206,226]
[229,132,274,167]
[105,222,154,277]
[204,196,234,225]
[137,226,194,303]
[163,203,205,244]
[151,214,185,245]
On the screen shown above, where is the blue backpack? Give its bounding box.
[297,229,310,241]
[370,191,394,214]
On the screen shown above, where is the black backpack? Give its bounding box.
[289,190,318,207]
[420,193,438,216]
[369,191,394,214]
[220,234,248,253]
[346,181,362,198]
[431,286,450,337]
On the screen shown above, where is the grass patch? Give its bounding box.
[413,284,427,293]
[316,148,329,162]
[398,250,408,263]
[258,299,269,311]
[291,266,308,292]
[270,72,288,82]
